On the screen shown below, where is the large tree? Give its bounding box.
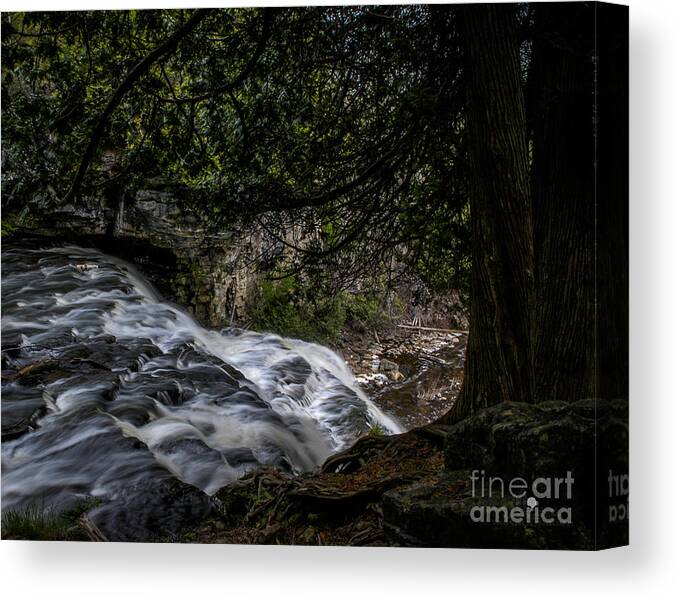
[448,3,536,419]
[2,4,627,419]
[448,1,628,421]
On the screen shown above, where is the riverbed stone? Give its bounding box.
[389,370,405,382]
[380,358,398,372]
[86,478,216,542]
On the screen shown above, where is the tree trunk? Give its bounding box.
[447,3,628,423]
[529,2,628,403]
[528,3,596,402]
[593,3,629,401]
[447,4,535,421]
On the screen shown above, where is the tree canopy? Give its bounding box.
[2,3,628,420]
[1,6,472,292]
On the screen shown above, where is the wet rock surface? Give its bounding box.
[1,240,625,549]
[7,179,264,328]
[1,244,400,542]
[182,400,627,549]
[340,328,467,429]
[86,478,217,542]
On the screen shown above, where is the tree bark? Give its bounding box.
[593,3,629,401]
[529,2,628,403]
[447,4,535,421]
[528,3,597,402]
[447,3,628,422]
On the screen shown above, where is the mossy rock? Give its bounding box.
[382,471,591,549]
[444,400,628,548]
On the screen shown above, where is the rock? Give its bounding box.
[443,399,628,478]
[16,178,268,329]
[259,523,282,544]
[380,359,398,372]
[1,396,46,441]
[86,478,215,543]
[383,471,590,549]
[298,526,318,545]
[13,360,60,385]
[382,400,628,549]
[389,370,405,382]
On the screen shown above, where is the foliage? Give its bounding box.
[248,274,402,344]
[398,157,472,296]
[1,504,73,540]
[1,6,471,294]
[368,423,386,436]
[248,275,345,344]
[344,290,402,332]
[0,208,40,237]
[1,218,18,237]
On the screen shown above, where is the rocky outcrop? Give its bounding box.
[9,178,263,327]
[169,398,627,549]
[382,470,592,549]
[382,399,629,549]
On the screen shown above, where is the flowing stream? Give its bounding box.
[1,243,401,529]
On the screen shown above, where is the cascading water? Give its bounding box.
[1,243,401,535]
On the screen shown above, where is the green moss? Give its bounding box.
[1,220,19,237]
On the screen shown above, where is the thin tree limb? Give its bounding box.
[65,8,213,202]
[154,9,273,106]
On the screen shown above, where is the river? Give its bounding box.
[1,243,401,529]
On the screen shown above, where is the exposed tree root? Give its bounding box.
[181,427,447,546]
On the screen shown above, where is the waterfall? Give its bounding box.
[1,243,401,519]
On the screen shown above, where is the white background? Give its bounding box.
[0,0,676,598]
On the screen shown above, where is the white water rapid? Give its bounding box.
[1,244,401,526]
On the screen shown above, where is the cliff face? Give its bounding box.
[6,179,262,328]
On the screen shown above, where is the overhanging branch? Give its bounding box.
[154,9,273,106]
[65,8,213,202]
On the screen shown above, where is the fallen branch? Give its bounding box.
[397,324,468,334]
[79,514,110,542]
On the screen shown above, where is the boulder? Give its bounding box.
[86,478,215,542]
[383,399,629,549]
[383,471,591,549]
